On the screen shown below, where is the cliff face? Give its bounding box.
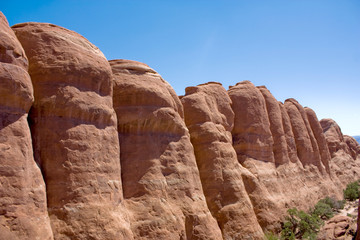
[12,22,133,239]
[0,13,53,240]
[1,12,360,239]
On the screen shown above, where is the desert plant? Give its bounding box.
[343,181,359,201]
[318,196,345,210]
[311,201,334,219]
[280,208,322,240]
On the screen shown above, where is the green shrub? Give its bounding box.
[281,208,322,240]
[318,196,345,210]
[311,201,333,219]
[343,181,360,201]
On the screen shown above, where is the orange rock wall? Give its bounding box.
[0,13,53,240]
[1,11,360,239]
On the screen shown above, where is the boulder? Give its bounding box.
[110,59,222,239]
[13,23,133,239]
[0,12,53,240]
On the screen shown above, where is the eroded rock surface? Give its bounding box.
[285,98,323,171]
[305,107,331,173]
[228,81,274,164]
[321,119,360,185]
[258,86,289,166]
[13,23,132,239]
[0,10,359,239]
[182,82,263,239]
[111,59,222,240]
[0,12,53,240]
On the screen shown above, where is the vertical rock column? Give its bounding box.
[278,102,299,163]
[305,107,331,173]
[181,82,263,240]
[110,60,222,240]
[228,81,275,164]
[285,99,323,171]
[13,23,132,239]
[228,81,281,231]
[0,13,53,240]
[257,86,289,165]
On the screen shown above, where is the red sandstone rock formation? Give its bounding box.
[13,23,133,239]
[285,98,324,172]
[0,10,359,239]
[305,107,331,173]
[0,13,53,240]
[320,118,349,157]
[182,82,264,239]
[321,119,360,185]
[228,81,275,164]
[344,135,360,160]
[258,86,289,166]
[278,102,299,163]
[110,59,222,239]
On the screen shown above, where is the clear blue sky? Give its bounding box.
[2,0,360,135]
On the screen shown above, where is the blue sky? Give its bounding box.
[2,0,360,135]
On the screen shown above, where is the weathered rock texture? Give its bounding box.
[319,215,357,240]
[227,81,342,232]
[0,11,359,239]
[228,81,275,164]
[12,23,132,239]
[284,98,324,171]
[0,13,53,240]
[305,107,331,173]
[110,59,222,239]
[182,82,263,239]
[321,119,360,185]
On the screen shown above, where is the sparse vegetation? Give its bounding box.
[343,181,360,201]
[310,196,345,220]
[277,196,347,239]
[280,208,321,240]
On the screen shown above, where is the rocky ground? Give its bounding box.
[318,200,358,240]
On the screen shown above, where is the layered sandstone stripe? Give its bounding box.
[0,13,53,240]
[181,82,263,239]
[13,23,133,239]
[110,59,222,240]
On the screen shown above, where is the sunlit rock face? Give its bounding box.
[110,59,223,240]
[228,81,275,164]
[305,107,331,173]
[0,9,359,239]
[0,12,53,240]
[321,118,360,185]
[13,22,133,239]
[182,82,264,240]
[258,86,289,166]
[284,98,324,172]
